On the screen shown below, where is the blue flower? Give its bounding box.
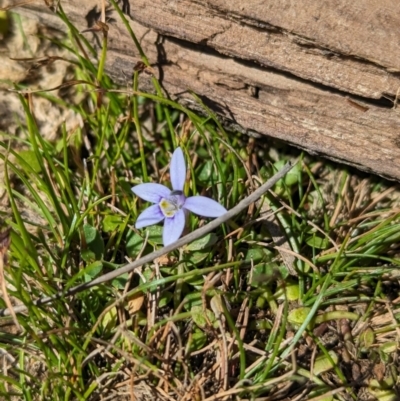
[132,147,227,246]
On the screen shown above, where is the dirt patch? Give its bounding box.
[0,11,79,218]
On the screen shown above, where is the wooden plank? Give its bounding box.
[204,0,400,69]
[15,1,400,180]
[131,0,400,98]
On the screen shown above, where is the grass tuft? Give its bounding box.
[0,2,399,401]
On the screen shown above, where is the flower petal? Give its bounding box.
[136,204,165,229]
[163,209,186,246]
[184,196,227,218]
[132,183,170,203]
[170,147,186,191]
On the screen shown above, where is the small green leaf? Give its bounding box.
[188,329,208,353]
[244,246,273,263]
[254,319,272,330]
[145,225,163,244]
[100,305,117,333]
[380,342,397,354]
[359,327,375,351]
[288,307,313,326]
[17,150,41,173]
[81,249,96,263]
[127,225,163,257]
[183,292,202,311]
[250,262,289,287]
[191,306,216,329]
[185,273,209,288]
[83,261,103,282]
[276,282,300,301]
[284,161,300,186]
[185,233,217,251]
[256,295,267,308]
[186,250,210,265]
[112,273,129,289]
[159,291,173,308]
[103,215,124,232]
[313,351,339,376]
[306,234,329,249]
[83,224,104,260]
[271,160,300,197]
[197,160,213,182]
[273,160,300,187]
[139,267,155,287]
[197,160,227,182]
[126,230,144,257]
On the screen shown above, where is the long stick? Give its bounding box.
[0,161,295,316]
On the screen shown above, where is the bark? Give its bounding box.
[15,0,400,180]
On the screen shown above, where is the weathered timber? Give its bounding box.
[15,0,400,180]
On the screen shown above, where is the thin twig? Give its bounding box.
[0,161,295,317]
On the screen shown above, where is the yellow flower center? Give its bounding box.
[159,199,178,217]
[159,191,185,218]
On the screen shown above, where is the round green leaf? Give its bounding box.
[191,306,216,329]
[83,224,104,260]
[187,329,208,353]
[126,230,145,257]
[103,215,124,232]
[251,262,289,287]
[288,307,312,326]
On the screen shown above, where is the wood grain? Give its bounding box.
[15,0,400,180]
